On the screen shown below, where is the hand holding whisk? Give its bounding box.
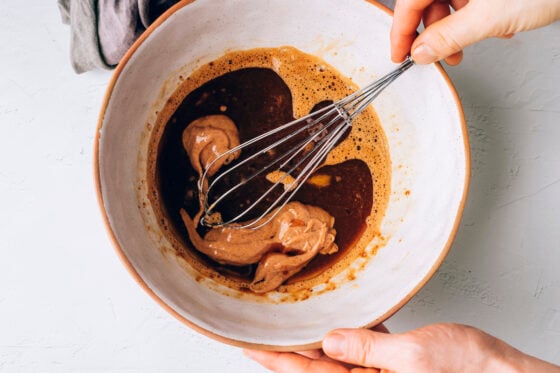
[198,57,415,229]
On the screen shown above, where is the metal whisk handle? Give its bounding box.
[335,56,414,123]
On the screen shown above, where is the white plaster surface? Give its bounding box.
[0,0,558,371]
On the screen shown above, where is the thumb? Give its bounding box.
[322,328,405,369]
[411,3,491,64]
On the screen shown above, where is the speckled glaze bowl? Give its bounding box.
[95,0,469,350]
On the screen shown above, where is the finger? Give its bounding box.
[390,0,435,62]
[449,0,469,11]
[371,323,390,334]
[323,329,405,369]
[444,50,463,65]
[423,0,461,64]
[243,349,350,373]
[350,368,381,373]
[411,2,489,64]
[422,0,451,28]
[297,349,323,359]
[297,349,360,370]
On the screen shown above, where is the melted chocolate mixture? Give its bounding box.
[156,68,373,282]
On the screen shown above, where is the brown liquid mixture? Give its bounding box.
[147,47,391,292]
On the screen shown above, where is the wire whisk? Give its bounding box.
[198,57,415,229]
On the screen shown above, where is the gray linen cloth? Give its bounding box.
[59,0,396,74]
[58,0,178,73]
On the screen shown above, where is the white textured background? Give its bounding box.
[0,0,559,371]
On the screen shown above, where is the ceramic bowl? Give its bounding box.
[95,0,469,350]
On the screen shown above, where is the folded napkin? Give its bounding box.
[58,0,178,73]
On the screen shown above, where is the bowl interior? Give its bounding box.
[97,0,468,349]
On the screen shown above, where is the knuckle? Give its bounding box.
[347,332,377,366]
[403,340,433,369]
[427,24,465,55]
[357,331,377,367]
[360,334,378,366]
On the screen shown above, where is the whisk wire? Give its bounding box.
[202,105,348,222]
[200,57,414,229]
[198,103,337,193]
[239,118,353,230]
[205,107,351,228]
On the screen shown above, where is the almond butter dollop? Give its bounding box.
[182,115,241,179]
[181,202,337,293]
[181,115,339,293]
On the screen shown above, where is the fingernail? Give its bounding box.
[412,44,437,64]
[323,333,346,358]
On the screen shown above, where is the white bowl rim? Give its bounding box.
[94,0,470,351]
